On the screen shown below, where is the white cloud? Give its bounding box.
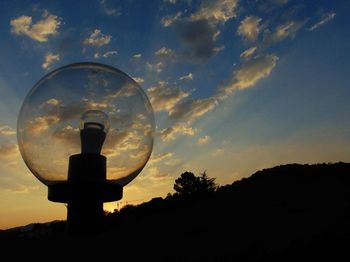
[42,52,60,70]
[240,46,257,59]
[197,135,211,145]
[219,54,278,97]
[46,98,59,106]
[169,98,217,122]
[155,47,175,58]
[84,29,111,47]
[179,73,194,81]
[190,0,238,23]
[133,77,144,84]
[146,62,164,73]
[0,125,16,136]
[237,16,262,41]
[103,50,118,58]
[161,11,182,27]
[309,12,336,31]
[133,53,142,59]
[10,10,61,42]
[147,81,190,112]
[39,98,60,111]
[158,122,196,141]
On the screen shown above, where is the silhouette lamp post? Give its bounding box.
[17,63,155,234]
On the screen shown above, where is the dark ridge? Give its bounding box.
[1,162,350,261]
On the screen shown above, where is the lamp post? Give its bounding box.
[17,63,155,235]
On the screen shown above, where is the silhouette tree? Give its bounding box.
[174,171,218,195]
[174,171,199,195]
[198,171,218,193]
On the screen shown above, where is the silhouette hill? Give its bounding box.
[1,162,350,261]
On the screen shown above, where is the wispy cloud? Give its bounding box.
[142,166,171,182]
[84,29,111,47]
[309,12,336,31]
[100,0,121,16]
[190,0,238,23]
[240,46,257,59]
[52,125,79,148]
[219,54,278,97]
[158,122,196,141]
[179,73,194,81]
[212,148,224,157]
[10,10,61,42]
[0,143,19,160]
[103,50,118,57]
[94,50,118,59]
[147,81,189,112]
[262,20,305,48]
[133,77,144,84]
[4,185,39,194]
[155,47,176,59]
[237,16,262,41]
[42,52,60,70]
[133,53,142,59]
[0,125,16,136]
[26,115,60,135]
[197,135,211,145]
[146,62,164,73]
[149,152,173,165]
[161,11,182,27]
[169,98,217,122]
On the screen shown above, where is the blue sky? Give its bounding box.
[0,0,349,228]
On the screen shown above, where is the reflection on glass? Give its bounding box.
[17,63,155,186]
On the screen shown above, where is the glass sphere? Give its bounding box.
[17,62,155,186]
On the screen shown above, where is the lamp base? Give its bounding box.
[48,181,123,203]
[67,200,104,235]
[47,154,123,235]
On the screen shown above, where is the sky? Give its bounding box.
[0,0,350,229]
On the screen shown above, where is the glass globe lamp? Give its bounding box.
[17,62,155,234]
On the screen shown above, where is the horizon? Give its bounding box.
[1,0,350,229]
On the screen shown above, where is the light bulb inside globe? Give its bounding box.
[79,110,109,155]
[80,109,110,133]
